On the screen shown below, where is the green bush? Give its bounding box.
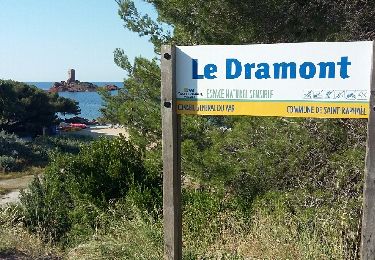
[20,176,72,243]
[0,130,33,161]
[0,130,95,172]
[67,201,163,260]
[20,136,161,243]
[0,156,20,172]
[33,135,93,155]
[0,130,46,170]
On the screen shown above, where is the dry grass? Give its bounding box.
[0,172,26,181]
[67,205,163,260]
[234,207,356,260]
[0,206,63,259]
[0,183,358,259]
[0,187,12,196]
[0,166,44,181]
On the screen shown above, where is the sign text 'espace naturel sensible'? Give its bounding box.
[175,42,373,118]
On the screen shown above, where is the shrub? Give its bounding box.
[32,135,93,156]
[20,176,72,243]
[0,130,45,170]
[67,201,163,260]
[0,156,20,173]
[20,136,161,243]
[0,130,33,159]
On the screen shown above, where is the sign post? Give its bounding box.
[162,42,375,259]
[161,45,182,260]
[361,43,375,259]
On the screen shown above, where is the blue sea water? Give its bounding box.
[27,82,123,120]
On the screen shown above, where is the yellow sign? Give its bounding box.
[177,100,368,118]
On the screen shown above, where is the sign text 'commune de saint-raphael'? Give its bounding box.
[176,42,373,118]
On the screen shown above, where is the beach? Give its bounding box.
[62,125,129,139]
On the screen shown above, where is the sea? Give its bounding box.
[27,82,123,120]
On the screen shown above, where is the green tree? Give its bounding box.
[116,0,375,47]
[0,80,80,135]
[100,55,161,148]
[98,1,374,257]
[108,0,374,151]
[110,0,372,183]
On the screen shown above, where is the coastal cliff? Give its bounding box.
[49,81,97,92]
[49,81,120,92]
[48,69,120,92]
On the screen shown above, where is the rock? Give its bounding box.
[48,69,100,92]
[47,69,120,93]
[48,81,99,92]
[104,84,120,91]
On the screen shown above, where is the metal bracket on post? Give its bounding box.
[161,45,182,260]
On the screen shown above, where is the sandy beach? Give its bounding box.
[62,125,129,139]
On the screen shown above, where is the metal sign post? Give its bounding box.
[161,45,182,260]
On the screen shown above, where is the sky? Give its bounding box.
[0,0,157,82]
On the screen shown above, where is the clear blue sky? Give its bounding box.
[0,0,157,82]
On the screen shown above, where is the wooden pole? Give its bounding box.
[161,45,182,260]
[361,41,375,259]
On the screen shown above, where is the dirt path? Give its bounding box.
[0,175,34,206]
[1,190,22,205]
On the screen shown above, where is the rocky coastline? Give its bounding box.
[48,81,120,93]
[48,69,120,92]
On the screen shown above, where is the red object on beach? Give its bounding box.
[70,123,87,129]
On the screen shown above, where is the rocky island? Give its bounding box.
[48,69,120,92]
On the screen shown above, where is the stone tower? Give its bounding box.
[67,69,75,83]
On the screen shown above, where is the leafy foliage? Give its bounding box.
[20,137,161,243]
[0,80,80,135]
[0,156,19,173]
[0,130,92,172]
[7,0,372,258]
[0,131,35,172]
[100,56,161,148]
[100,0,374,258]
[116,0,375,47]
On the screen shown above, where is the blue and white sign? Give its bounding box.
[175,41,373,118]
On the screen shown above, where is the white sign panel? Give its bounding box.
[176,42,373,118]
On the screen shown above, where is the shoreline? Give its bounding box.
[61,125,129,139]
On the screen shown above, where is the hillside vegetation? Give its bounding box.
[1,0,374,259]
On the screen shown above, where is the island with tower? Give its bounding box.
[48,69,120,92]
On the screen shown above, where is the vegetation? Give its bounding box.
[100,0,372,258]
[0,130,93,173]
[20,136,161,245]
[0,80,80,135]
[1,0,374,259]
[0,205,62,259]
[0,187,12,196]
